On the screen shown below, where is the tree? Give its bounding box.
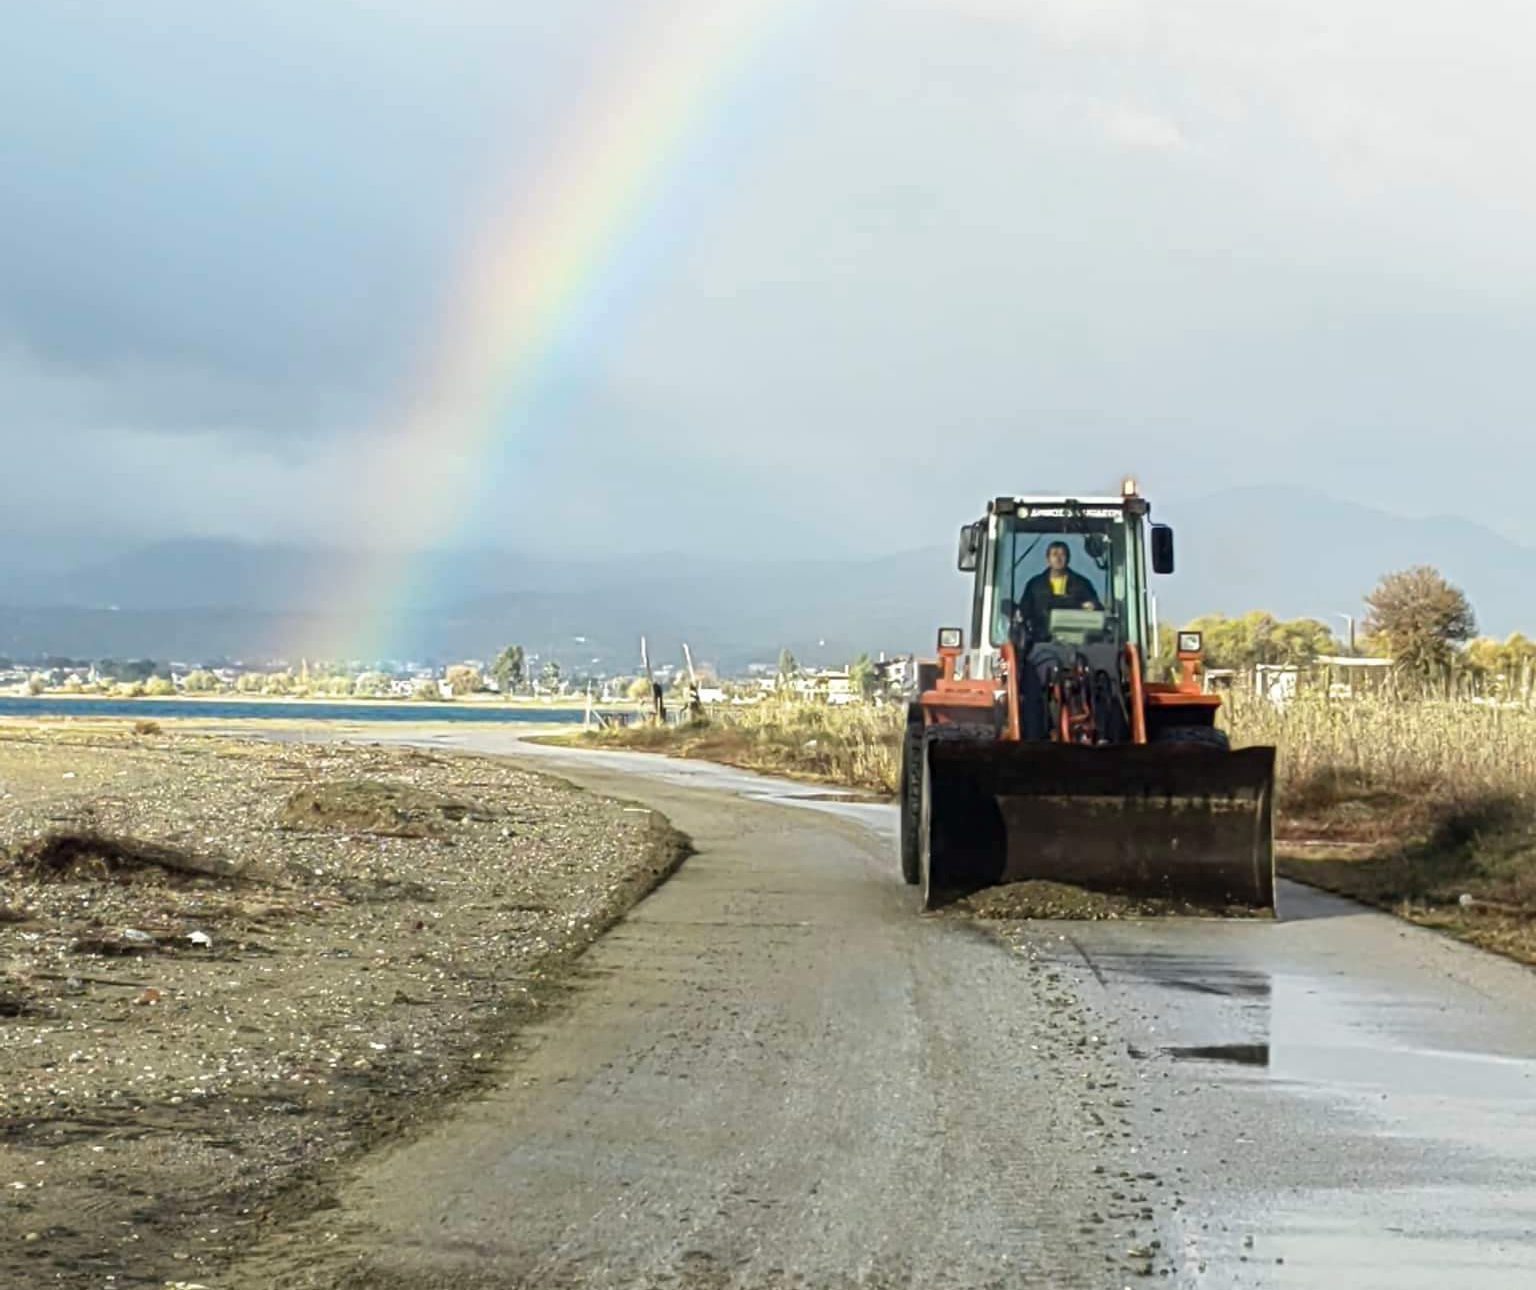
[413,678,443,701]
[354,672,390,698]
[144,676,177,696]
[540,660,562,690]
[445,665,483,696]
[183,669,218,693]
[776,649,799,688]
[1466,633,1536,696]
[1182,612,1339,671]
[626,676,653,703]
[1364,566,1476,682]
[848,653,878,702]
[1266,617,1339,666]
[25,673,46,696]
[492,645,525,695]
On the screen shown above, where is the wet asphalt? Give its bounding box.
[231,731,1536,1289]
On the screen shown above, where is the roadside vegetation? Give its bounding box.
[578,688,1536,963]
[1223,691,1536,961]
[579,698,905,795]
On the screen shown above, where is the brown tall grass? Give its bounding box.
[590,690,1536,813]
[1220,691,1536,954]
[1222,691,1536,806]
[583,699,905,794]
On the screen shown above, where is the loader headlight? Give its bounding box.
[1177,630,1203,655]
[937,627,964,651]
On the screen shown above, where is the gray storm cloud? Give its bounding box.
[3,0,1535,556]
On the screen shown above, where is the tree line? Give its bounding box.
[1170,564,1522,691]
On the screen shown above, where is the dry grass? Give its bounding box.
[1222,691,1536,963]
[1223,691,1536,810]
[577,701,905,795]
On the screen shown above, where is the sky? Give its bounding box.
[5,0,1536,562]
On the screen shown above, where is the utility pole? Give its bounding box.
[682,643,702,721]
[640,636,663,725]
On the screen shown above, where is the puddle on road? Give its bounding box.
[1169,1188,1536,1290]
[1080,948,1274,999]
[1164,1042,1271,1067]
[1158,972,1272,999]
[1067,945,1536,1110]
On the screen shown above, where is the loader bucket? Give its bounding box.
[920,736,1275,912]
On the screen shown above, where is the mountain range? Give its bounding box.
[2,487,1531,669]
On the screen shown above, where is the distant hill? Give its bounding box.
[1,487,1531,665]
[1162,486,1535,638]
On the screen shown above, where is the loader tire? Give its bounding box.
[918,726,1007,910]
[1153,725,1232,752]
[898,707,923,885]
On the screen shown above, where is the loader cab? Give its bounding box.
[962,495,1164,661]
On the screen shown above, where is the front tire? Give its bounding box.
[898,708,923,885]
[918,747,938,910]
[1153,724,1232,751]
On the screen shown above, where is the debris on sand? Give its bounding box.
[0,977,40,1018]
[8,830,243,882]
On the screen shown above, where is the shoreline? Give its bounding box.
[0,691,629,711]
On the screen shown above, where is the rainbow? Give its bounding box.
[310,0,807,662]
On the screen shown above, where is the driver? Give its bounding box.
[1020,541,1101,640]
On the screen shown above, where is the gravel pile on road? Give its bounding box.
[0,723,685,1289]
[962,880,1270,920]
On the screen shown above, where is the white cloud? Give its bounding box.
[1095,106,1188,152]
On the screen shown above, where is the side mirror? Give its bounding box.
[1151,524,1175,575]
[957,522,983,572]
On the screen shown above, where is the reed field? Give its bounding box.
[1223,691,1536,806]
[591,690,1536,808]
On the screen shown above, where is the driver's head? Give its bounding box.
[1046,541,1070,573]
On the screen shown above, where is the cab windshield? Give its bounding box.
[990,508,1130,647]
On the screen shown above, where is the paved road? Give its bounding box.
[234,733,1536,1289]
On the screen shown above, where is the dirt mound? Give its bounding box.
[277,779,498,838]
[964,880,1268,921]
[5,831,241,883]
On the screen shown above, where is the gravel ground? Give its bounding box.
[0,723,685,1289]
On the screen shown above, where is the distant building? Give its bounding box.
[874,655,917,694]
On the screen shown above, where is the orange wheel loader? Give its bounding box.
[898,484,1276,911]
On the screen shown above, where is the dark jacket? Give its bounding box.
[1020,569,1101,640]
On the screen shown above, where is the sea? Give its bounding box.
[0,697,587,725]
